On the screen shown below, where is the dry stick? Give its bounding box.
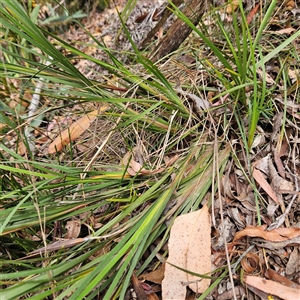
[150,0,207,62]
[215,131,237,300]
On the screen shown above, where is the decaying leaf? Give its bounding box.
[269,158,294,192]
[132,273,148,300]
[252,155,294,213]
[233,225,300,242]
[285,247,299,276]
[252,166,280,205]
[29,238,87,256]
[244,275,300,300]
[269,27,296,35]
[256,69,276,85]
[162,205,211,299]
[265,269,300,289]
[65,220,81,239]
[126,159,165,176]
[139,263,165,284]
[226,0,239,13]
[121,149,178,176]
[246,3,259,24]
[251,235,300,250]
[48,107,108,154]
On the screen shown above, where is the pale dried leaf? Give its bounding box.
[126,159,166,176]
[288,68,299,83]
[272,27,296,35]
[186,205,211,293]
[129,160,144,173]
[121,148,166,176]
[188,93,211,110]
[256,69,276,85]
[162,205,211,299]
[244,275,300,300]
[120,150,132,166]
[17,141,27,156]
[175,87,211,110]
[251,132,265,149]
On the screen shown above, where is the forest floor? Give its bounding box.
[1,0,300,299]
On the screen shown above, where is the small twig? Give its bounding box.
[231,245,255,275]
[215,122,237,300]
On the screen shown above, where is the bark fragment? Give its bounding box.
[150,0,207,62]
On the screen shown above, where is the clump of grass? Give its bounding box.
[0,0,299,298]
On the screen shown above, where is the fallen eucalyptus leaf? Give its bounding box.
[162,205,211,299]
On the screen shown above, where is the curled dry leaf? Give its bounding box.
[233,225,300,242]
[241,252,260,274]
[244,275,300,300]
[162,205,211,300]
